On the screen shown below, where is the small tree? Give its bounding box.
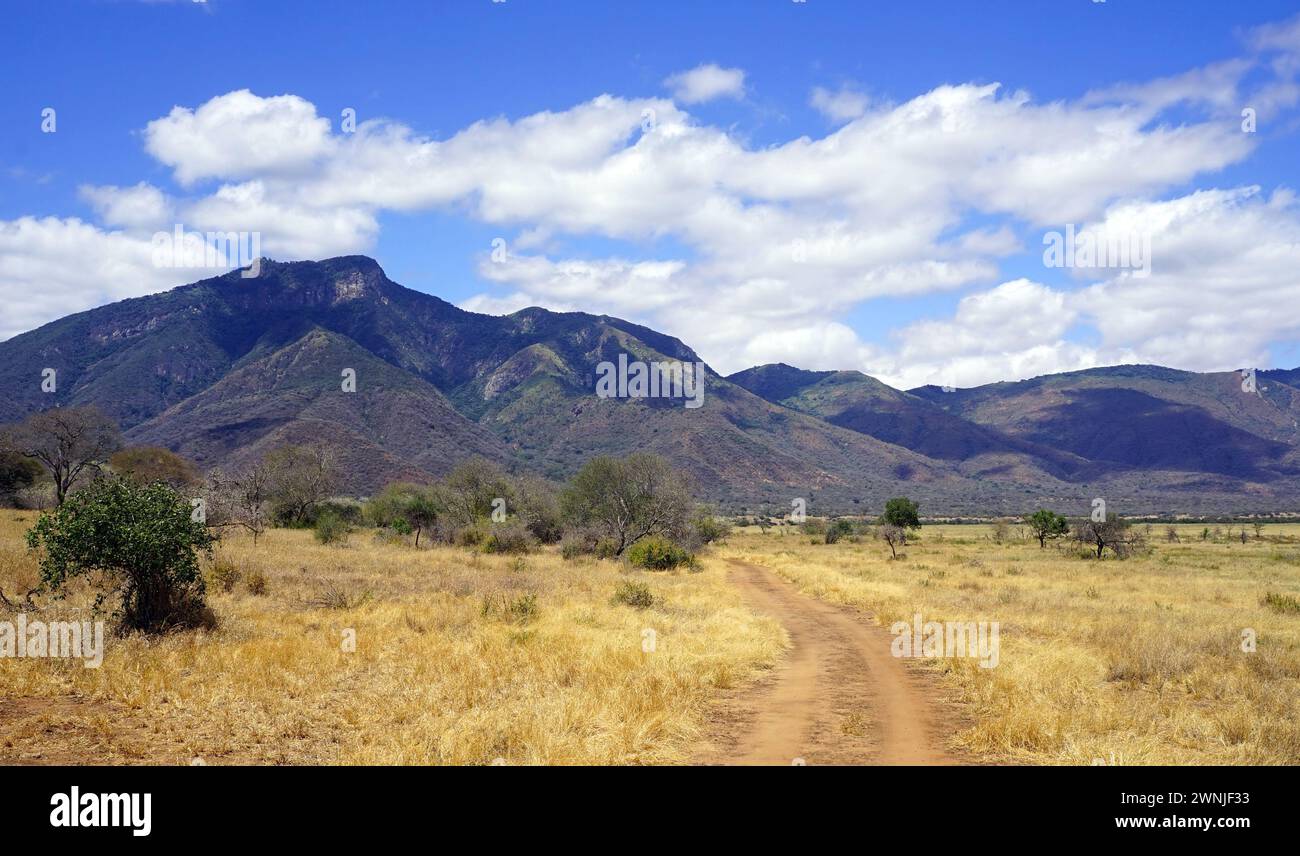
[110,446,198,489]
[210,462,271,544]
[442,457,513,531]
[1026,508,1070,549]
[0,450,43,506]
[512,476,564,544]
[2,407,123,505]
[692,506,732,546]
[265,444,336,526]
[825,518,855,545]
[405,492,441,547]
[878,524,906,559]
[880,497,921,544]
[365,482,438,545]
[1074,513,1139,559]
[561,454,692,556]
[25,478,216,633]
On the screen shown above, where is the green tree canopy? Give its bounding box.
[1026,508,1069,548]
[26,478,216,633]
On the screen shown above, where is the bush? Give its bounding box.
[208,556,242,593]
[626,536,695,571]
[824,518,856,545]
[612,579,656,609]
[245,569,268,596]
[454,520,490,548]
[693,512,732,545]
[313,510,351,545]
[25,477,216,634]
[482,519,536,555]
[559,527,618,560]
[561,454,692,556]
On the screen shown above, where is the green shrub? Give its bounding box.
[25,477,216,633]
[626,536,694,571]
[313,510,351,545]
[455,520,489,547]
[693,512,732,545]
[612,579,656,609]
[801,518,827,537]
[482,519,536,555]
[824,518,856,544]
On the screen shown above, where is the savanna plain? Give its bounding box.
[2,512,1298,766]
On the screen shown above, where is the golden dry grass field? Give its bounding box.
[3,508,1299,765]
[722,522,1300,765]
[0,510,782,765]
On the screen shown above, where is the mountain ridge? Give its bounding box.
[3,255,1299,514]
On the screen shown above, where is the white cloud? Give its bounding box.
[5,27,1300,390]
[144,89,333,186]
[663,63,746,104]
[0,217,190,340]
[78,183,172,232]
[810,85,869,121]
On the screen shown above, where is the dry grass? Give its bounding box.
[722,522,1300,765]
[0,511,783,765]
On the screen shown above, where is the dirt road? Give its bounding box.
[696,559,964,765]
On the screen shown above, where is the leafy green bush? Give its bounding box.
[693,512,732,545]
[25,477,216,633]
[612,579,656,609]
[626,536,694,571]
[824,518,856,544]
[313,510,351,545]
[455,520,489,548]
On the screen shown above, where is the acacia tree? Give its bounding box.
[110,446,199,489]
[1074,513,1140,559]
[1,407,122,505]
[878,524,906,559]
[209,462,271,545]
[265,445,336,525]
[441,458,513,531]
[880,497,921,544]
[1026,508,1070,549]
[561,453,692,556]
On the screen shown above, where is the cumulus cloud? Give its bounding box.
[0,217,191,340]
[663,63,746,104]
[4,27,1300,389]
[144,89,334,185]
[78,183,173,232]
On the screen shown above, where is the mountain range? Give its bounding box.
[3,255,1298,517]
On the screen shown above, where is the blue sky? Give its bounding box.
[3,0,1300,387]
